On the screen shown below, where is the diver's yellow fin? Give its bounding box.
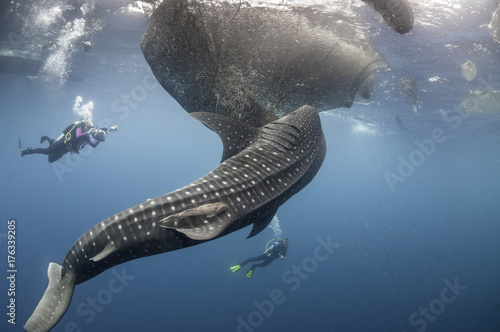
[245,269,254,278]
[230,265,241,273]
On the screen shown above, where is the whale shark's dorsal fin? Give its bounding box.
[247,208,279,239]
[190,112,260,162]
[90,242,117,262]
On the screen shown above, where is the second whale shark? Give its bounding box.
[24,105,326,332]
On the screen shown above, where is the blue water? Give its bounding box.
[1,1,500,331]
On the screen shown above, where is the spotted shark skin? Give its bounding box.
[24,105,326,332]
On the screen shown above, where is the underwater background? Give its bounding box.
[1,0,500,331]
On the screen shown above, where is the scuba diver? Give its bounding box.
[230,238,289,278]
[19,120,118,163]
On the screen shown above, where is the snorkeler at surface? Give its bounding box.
[19,120,118,163]
[230,238,289,278]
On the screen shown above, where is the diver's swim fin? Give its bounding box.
[40,136,54,145]
[245,269,254,278]
[230,265,241,273]
[19,139,32,156]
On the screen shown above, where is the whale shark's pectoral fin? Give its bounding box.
[247,208,279,239]
[90,242,117,262]
[190,112,260,162]
[159,202,230,240]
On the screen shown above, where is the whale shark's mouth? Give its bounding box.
[141,0,391,124]
[355,58,390,102]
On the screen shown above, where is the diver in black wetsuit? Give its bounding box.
[20,120,118,163]
[230,238,289,278]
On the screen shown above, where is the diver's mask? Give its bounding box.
[93,129,106,142]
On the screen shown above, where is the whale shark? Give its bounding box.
[24,105,326,332]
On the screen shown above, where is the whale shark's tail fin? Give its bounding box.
[24,262,76,332]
